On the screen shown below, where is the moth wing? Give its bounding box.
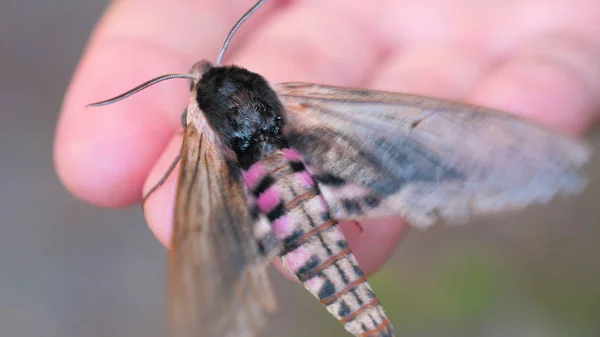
[276,82,591,228]
[168,120,277,337]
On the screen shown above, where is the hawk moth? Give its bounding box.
[90,1,591,336]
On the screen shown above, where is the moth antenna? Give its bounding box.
[87,74,196,107]
[216,0,267,65]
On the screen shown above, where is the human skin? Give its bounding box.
[54,0,600,278]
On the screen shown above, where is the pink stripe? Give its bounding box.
[272,215,294,239]
[283,247,311,273]
[256,187,280,213]
[297,171,315,188]
[242,162,266,190]
[282,148,302,162]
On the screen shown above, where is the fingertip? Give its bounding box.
[469,34,600,136]
[370,44,490,99]
[341,217,409,276]
[53,110,147,208]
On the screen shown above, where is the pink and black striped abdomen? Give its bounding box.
[243,148,395,337]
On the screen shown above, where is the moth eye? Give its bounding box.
[181,108,188,128]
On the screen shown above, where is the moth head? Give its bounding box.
[192,64,286,166]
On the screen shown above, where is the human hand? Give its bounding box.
[54,0,600,278]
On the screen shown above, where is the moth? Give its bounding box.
[90,1,591,336]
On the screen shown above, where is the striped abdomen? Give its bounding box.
[243,148,395,337]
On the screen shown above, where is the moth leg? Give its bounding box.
[141,152,181,208]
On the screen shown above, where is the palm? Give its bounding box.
[54,0,599,277]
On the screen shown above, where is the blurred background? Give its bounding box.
[1,1,599,337]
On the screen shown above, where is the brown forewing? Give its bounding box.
[168,118,276,337]
[276,82,591,228]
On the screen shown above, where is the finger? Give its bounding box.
[369,42,494,99]
[339,218,409,276]
[469,33,600,135]
[54,0,281,208]
[227,0,384,84]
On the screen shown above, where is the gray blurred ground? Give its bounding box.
[1,1,598,337]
